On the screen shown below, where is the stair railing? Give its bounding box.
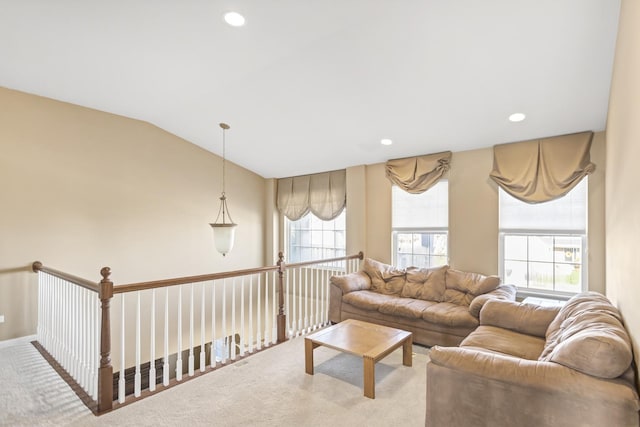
[32,251,363,414]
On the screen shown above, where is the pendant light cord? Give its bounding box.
[222,126,226,197]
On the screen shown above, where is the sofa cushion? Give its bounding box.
[423,302,479,328]
[461,325,546,360]
[444,269,501,306]
[362,258,406,295]
[401,265,448,301]
[379,297,436,319]
[479,299,560,337]
[539,292,633,379]
[342,290,392,311]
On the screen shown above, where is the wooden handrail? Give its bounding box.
[113,265,280,294]
[112,251,364,295]
[32,261,100,293]
[284,251,364,269]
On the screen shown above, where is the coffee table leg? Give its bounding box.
[305,338,314,375]
[402,336,412,367]
[363,356,375,399]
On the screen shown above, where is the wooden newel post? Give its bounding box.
[276,251,287,343]
[97,267,114,413]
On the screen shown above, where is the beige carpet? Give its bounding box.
[0,336,429,427]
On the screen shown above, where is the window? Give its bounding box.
[392,180,448,269]
[286,211,346,263]
[499,178,588,296]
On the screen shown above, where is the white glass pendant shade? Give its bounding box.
[211,223,237,256]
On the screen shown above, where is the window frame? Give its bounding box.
[498,177,589,298]
[284,210,346,265]
[391,179,449,269]
[392,228,449,269]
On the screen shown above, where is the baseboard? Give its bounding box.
[0,334,37,349]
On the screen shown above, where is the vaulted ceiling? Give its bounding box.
[0,1,621,178]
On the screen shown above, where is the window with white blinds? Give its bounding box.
[499,178,588,296]
[392,180,448,269]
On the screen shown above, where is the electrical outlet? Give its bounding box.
[0,315,4,323]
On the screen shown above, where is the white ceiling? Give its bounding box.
[0,1,621,178]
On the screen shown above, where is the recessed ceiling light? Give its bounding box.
[224,11,245,27]
[381,139,393,146]
[509,113,526,122]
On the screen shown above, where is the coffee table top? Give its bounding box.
[305,319,412,359]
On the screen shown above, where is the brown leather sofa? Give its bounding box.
[426,292,640,427]
[328,258,516,347]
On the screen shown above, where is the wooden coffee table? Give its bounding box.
[304,319,412,399]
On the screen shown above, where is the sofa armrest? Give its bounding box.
[330,271,371,294]
[427,346,640,427]
[478,299,559,337]
[328,272,371,324]
[468,284,516,318]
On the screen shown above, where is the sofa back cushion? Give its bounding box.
[362,258,406,295]
[443,269,501,306]
[401,265,448,301]
[539,292,633,379]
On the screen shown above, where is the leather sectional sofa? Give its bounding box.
[328,258,516,347]
[426,292,640,427]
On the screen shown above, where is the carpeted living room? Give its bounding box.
[2,1,640,426]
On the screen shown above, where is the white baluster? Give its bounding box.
[211,280,216,368]
[256,274,262,350]
[221,280,227,364]
[287,269,293,337]
[248,275,254,353]
[298,268,303,336]
[163,288,169,387]
[315,268,320,330]
[91,291,98,400]
[321,269,331,326]
[118,294,126,403]
[200,283,206,372]
[231,278,236,360]
[149,289,156,392]
[320,268,326,326]
[188,283,194,377]
[134,291,141,397]
[37,273,42,343]
[63,279,69,368]
[176,286,183,381]
[272,271,277,345]
[240,277,245,357]
[72,285,78,381]
[304,268,309,334]
[263,273,273,347]
[79,288,86,390]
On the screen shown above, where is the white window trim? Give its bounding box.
[498,231,588,298]
[284,211,346,265]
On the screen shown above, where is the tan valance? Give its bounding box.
[386,151,452,194]
[490,131,595,203]
[277,170,346,221]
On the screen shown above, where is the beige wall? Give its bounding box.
[351,136,606,291]
[606,0,640,370]
[0,87,265,341]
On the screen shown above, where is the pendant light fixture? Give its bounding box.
[210,122,237,256]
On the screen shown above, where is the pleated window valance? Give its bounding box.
[276,169,346,221]
[489,131,595,204]
[385,151,452,194]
